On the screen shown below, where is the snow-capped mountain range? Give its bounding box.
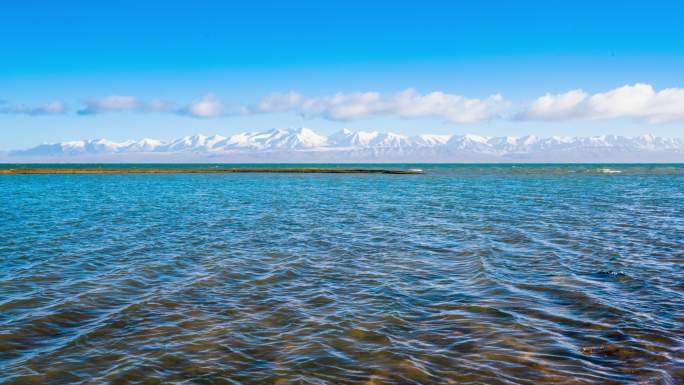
[5,128,684,162]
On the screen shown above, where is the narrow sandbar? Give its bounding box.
[0,168,422,175]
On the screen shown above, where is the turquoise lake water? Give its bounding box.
[1,164,683,384]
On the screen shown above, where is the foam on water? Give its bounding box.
[596,168,623,174]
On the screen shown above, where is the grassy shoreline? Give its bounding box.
[0,168,421,175]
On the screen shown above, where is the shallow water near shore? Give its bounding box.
[1,164,683,384]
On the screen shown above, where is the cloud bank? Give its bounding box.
[246,89,508,123]
[4,83,683,124]
[0,100,67,116]
[519,83,684,124]
[78,96,172,115]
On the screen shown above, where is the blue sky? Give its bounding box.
[2,0,684,149]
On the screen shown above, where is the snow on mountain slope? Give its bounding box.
[9,128,684,162]
[217,128,328,150]
[161,134,227,152]
[447,134,494,153]
[329,129,380,147]
[411,134,452,147]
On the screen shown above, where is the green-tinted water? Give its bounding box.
[1,164,683,384]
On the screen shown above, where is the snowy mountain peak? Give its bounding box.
[411,134,452,146]
[329,129,380,147]
[292,127,328,148]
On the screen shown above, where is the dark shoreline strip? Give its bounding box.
[0,168,421,175]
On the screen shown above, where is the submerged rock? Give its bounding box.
[580,345,638,359]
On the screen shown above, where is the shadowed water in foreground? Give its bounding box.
[1,164,683,384]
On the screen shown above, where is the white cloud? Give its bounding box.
[519,89,588,121]
[387,89,508,123]
[0,100,67,116]
[300,91,389,120]
[248,89,509,123]
[180,94,225,118]
[78,96,172,115]
[244,91,303,114]
[38,101,68,115]
[519,83,684,123]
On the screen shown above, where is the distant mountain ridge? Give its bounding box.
[7,128,684,162]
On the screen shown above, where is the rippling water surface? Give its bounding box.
[1,164,683,384]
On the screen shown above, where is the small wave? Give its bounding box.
[596,168,622,174]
